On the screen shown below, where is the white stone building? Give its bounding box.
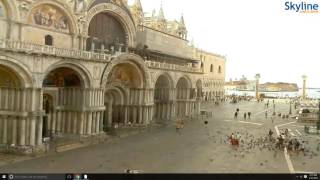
[0,0,225,154]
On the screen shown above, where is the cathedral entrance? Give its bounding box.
[104,62,144,129]
[43,67,83,136]
[104,87,126,130]
[154,74,172,122]
[176,77,192,118]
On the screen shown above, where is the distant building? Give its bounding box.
[224,76,255,91]
[260,82,298,92]
[225,78,298,92]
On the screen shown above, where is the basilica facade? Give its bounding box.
[0,0,225,154]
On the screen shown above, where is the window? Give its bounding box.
[45,35,53,46]
[218,66,222,73]
[201,62,203,68]
[210,64,213,72]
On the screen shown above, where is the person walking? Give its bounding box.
[265,111,268,119]
[268,129,273,141]
[248,112,251,119]
[234,111,238,119]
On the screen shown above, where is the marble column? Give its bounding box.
[166,104,170,120]
[302,75,307,99]
[132,107,137,124]
[124,106,128,125]
[0,116,2,144]
[99,111,104,132]
[96,112,100,134]
[92,112,96,134]
[30,117,36,146]
[143,107,147,124]
[12,117,17,145]
[79,112,84,135]
[107,103,112,127]
[73,112,77,134]
[50,111,57,135]
[4,88,8,110]
[67,112,72,133]
[2,116,7,144]
[61,112,65,133]
[19,117,26,146]
[139,107,143,124]
[87,112,92,135]
[37,116,43,145]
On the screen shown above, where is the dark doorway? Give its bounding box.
[45,35,53,46]
[42,94,53,137]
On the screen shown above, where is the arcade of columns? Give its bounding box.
[0,0,222,154]
[0,54,204,154]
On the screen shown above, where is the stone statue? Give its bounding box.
[75,0,87,13]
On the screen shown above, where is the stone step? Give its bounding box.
[55,142,85,153]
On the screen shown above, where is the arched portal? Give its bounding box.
[154,74,173,122]
[0,63,39,148]
[104,86,127,130]
[104,61,148,128]
[87,12,127,53]
[176,76,192,118]
[42,67,85,136]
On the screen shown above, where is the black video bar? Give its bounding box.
[0,173,319,180]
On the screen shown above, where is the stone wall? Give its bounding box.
[22,26,74,49]
[137,27,194,59]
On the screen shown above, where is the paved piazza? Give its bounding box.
[1,100,319,173]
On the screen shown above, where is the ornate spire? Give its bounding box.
[158,2,165,21]
[179,14,185,27]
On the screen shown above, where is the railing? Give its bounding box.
[145,61,203,73]
[0,39,204,73]
[0,39,111,61]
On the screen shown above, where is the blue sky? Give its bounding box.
[128,0,320,88]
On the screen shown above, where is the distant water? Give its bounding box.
[225,88,320,99]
